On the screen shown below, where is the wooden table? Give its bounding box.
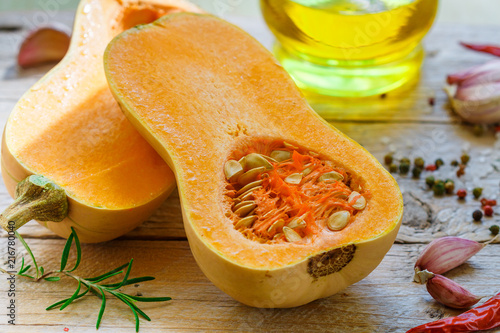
[1,11,499,333]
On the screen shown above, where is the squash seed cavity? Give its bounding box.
[224,140,367,244]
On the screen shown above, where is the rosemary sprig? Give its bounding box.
[6,227,170,331]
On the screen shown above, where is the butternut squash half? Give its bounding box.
[1,0,202,242]
[104,13,403,307]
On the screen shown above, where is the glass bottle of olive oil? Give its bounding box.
[261,0,438,97]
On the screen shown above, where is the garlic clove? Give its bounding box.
[455,82,500,101]
[414,236,485,276]
[447,59,500,85]
[426,274,483,309]
[446,59,500,124]
[460,64,500,88]
[17,23,71,69]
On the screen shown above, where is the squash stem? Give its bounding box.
[0,175,68,231]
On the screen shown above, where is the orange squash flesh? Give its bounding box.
[2,0,202,242]
[105,13,403,307]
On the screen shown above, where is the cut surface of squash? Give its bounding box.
[105,13,403,307]
[2,0,202,242]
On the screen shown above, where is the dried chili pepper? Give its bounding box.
[461,42,500,57]
[406,293,500,333]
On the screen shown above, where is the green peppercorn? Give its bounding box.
[451,160,459,167]
[400,157,410,165]
[473,124,484,137]
[389,163,398,173]
[472,187,483,199]
[461,153,470,165]
[384,153,393,165]
[444,181,455,194]
[472,210,483,221]
[435,158,444,169]
[412,166,422,178]
[433,182,445,196]
[425,176,435,188]
[414,157,425,169]
[399,162,410,175]
[490,225,500,235]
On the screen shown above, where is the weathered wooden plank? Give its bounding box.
[0,239,498,332]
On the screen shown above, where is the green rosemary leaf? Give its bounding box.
[114,292,151,322]
[60,279,82,310]
[18,273,34,279]
[125,295,172,302]
[19,264,31,275]
[89,287,102,299]
[90,270,124,283]
[46,287,89,310]
[44,276,61,282]
[39,266,44,275]
[85,263,129,282]
[101,276,155,288]
[67,227,81,272]
[106,259,133,290]
[15,231,39,279]
[95,287,107,330]
[115,292,140,332]
[60,232,74,271]
[19,257,25,272]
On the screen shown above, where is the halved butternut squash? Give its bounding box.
[1,0,202,242]
[104,13,403,307]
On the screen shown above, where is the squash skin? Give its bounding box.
[104,13,403,307]
[1,0,202,242]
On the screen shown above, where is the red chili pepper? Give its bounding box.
[406,293,500,333]
[461,42,500,57]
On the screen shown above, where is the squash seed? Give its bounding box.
[236,179,263,196]
[327,210,350,231]
[238,156,247,170]
[348,191,366,210]
[302,167,313,176]
[288,217,306,230]
[267,219,285,234]
[270,150,291,162]
[238,186,262,201]
[233,200,255,212]
[318,171,344,183]
[224,160,243,182]
[283,141,299,150]
[245,153,273,171]
[283,226,302,242]
[238,166,266,186]
[309,151,319,157]
[261,154,278,163]
[273,232,283,240]
[284,173,302,185]
[234,203,257,217]
[235,215,257,229]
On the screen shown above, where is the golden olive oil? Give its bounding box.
[261,0,438,97]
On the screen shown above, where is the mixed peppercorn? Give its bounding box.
[383,153,498,234]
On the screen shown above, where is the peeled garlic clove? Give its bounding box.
[425,273,483,309]
[17,23,71,69]
[414,236,485,276]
